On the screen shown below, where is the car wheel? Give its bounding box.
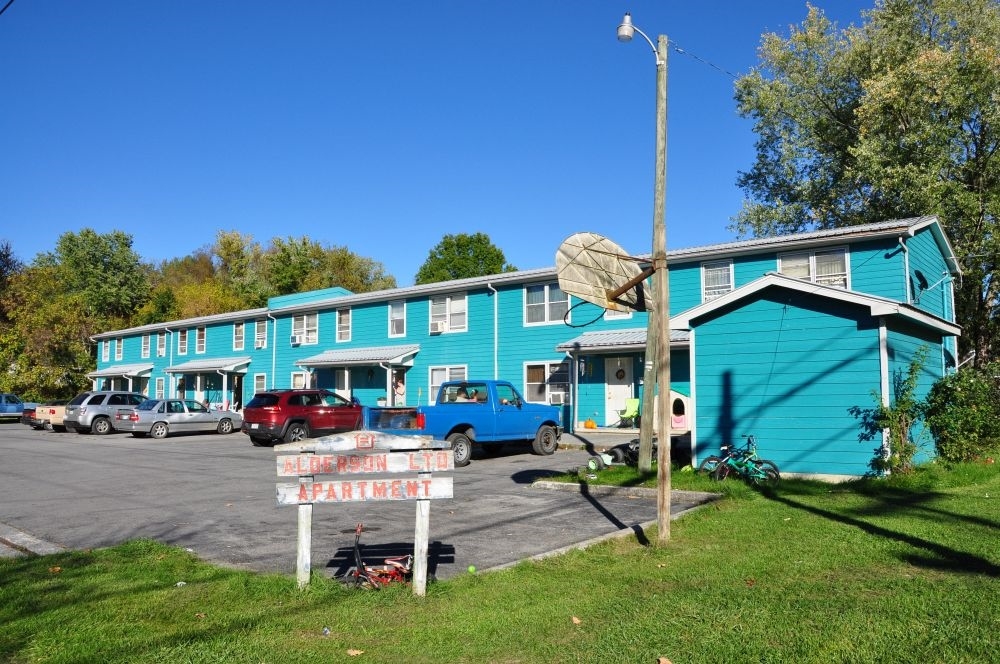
[92,417,112,435]
[284,422,309,443]
[447,432,473,467]
[217,418,234,434]
[531,425,558,456]
[151,422,169,439]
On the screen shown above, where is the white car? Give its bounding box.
[118,399,243,439]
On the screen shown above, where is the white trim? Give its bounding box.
[523,282,569,326]
[701,259,734,302]
[878,318,891,458]
[388,300,406,338]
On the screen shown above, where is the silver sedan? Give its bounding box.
[119,399,244,439]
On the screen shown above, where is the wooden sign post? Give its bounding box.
[275,430,453,595]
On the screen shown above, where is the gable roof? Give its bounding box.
[671,272,962,336]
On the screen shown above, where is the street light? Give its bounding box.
[618,12,672,543]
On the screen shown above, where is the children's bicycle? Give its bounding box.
[698,435,780,488]
[339,522,413,590]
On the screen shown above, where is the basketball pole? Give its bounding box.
[619,16,671,543]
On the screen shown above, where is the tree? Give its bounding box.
[414,233,518,285]
[0,240,24,324]
[734,0,1000,363]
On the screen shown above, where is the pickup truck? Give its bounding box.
[364,380,563,467]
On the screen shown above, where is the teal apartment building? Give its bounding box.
[91,216,961,479]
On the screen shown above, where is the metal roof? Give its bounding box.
[164,357,252,374]
[556,328,689,353]
[296,344,421,368]
[86,363,154,378]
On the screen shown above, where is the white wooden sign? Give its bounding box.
[276,476,453,505]
[276,450,454,477]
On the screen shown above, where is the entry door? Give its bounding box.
[604,357,633,426]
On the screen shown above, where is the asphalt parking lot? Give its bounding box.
[0,423,714,579]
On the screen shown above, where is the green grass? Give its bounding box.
[3,460,998,663]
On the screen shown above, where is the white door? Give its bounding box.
[604,357,633,426]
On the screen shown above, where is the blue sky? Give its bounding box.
[1,0,875,286]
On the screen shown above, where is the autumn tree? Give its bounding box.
[734,0,1000,362]
[414,233,518,285]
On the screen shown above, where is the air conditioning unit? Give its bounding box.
[254,339,265,349]
[550,393,565,405]
[429,321,447,334]
[290,335,302,345]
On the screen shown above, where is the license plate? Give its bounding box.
[250,423,259,429]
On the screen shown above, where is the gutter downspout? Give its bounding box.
[487,282,498,379]
[565,351,576,435]
[380,362,392,404]
[216,369,229,409]
[897,237,911,303]
[878,317,891,473]
[267,313,277,388]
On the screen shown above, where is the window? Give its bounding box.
[430,294,467,333]
[141,334,150,359]
[291,371,309,389]
[178,329,188,355]
[524,283,569,325]
[525,361,570,404]
[389,300,406,337]
[101,340,109,362]
[430,366,467,401]
[603,308,632,320]
[703,260,734,301]
[233,322,245,351]
[779,248,849,288]
[254,373,267,394]
[155,377,164,399]
[115,337,123,361]
[337,308,351,342]
[196,327,206,354]
[292,313,318,345]
[255,319,267,349]
[157,332,166,357]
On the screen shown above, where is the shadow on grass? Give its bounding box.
[577,481,651,547]
[765,489,1000,577]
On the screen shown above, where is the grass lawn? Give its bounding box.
[2,460,997,663]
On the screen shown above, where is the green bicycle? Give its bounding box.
[697,435,780,488]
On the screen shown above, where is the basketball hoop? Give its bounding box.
[555,232,653,313]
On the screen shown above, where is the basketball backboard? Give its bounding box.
[555,232,653,313]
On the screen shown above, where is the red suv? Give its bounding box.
[241,389,363,446]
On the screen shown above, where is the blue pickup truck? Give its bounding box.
[365,380,563,467]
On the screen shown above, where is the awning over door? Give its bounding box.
[86,363,154,378]
[164,357,252,373]
[296,345,420,369]
[556,328,689,353]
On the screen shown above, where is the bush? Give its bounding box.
[924,362,1000,463]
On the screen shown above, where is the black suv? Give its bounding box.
[64,390,147,434]
[240,389,363,446]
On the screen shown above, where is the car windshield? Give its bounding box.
[68,393,91,406]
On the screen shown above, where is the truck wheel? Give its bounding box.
[284,422,310,443]
[531,425,558,456]
[448,432,473,467]
[92,417,112,435]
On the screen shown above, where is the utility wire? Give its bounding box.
[0,0,17,19]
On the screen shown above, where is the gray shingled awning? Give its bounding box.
[296,345,420,368]
[164,357,252,373]
[86,363,154,378]
[556,328,689,353]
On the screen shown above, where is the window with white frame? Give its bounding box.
[388,300,406,337]
[178,329,188,355]
[337,308,351,342]
[115,337,123,361]
[291,371,309,389]
[525,361,570,404]
[430,365,467,400]
[155,377,165,399]
[254,373,267,393]
[524,283,569,325]
[603,307,632,320]
[196,326,206,354]
[430,294,467,333]
[255,319,267,349]
[292,313,318,344]
[101,340,110,362]
[779,248,848,288]
[157,332,166,357]
[703,260,734,301]
[141,334,150,359]
[233,322,244,351]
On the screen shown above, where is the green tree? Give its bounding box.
[414,233,517,285]
[213,230,270,307]
[734,0,1000,363]
[0,240,24,324]
[262,236,396,296]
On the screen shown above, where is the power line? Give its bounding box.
[0,0,17,19]
[668,39,740,80]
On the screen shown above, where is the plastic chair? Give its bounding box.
[616,398,640,428]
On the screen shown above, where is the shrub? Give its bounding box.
[924,362,1000,463]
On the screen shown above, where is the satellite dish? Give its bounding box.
[555,232,653,313]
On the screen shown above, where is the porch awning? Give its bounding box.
[556,328,689,353]
[86,363,154,379]
[296,344,420,369]
[164,356,252,374]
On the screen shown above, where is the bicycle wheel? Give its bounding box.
[754,459,781,479]
[697,455,722,475]
[748,466,780,489]
[711,463,732,481]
